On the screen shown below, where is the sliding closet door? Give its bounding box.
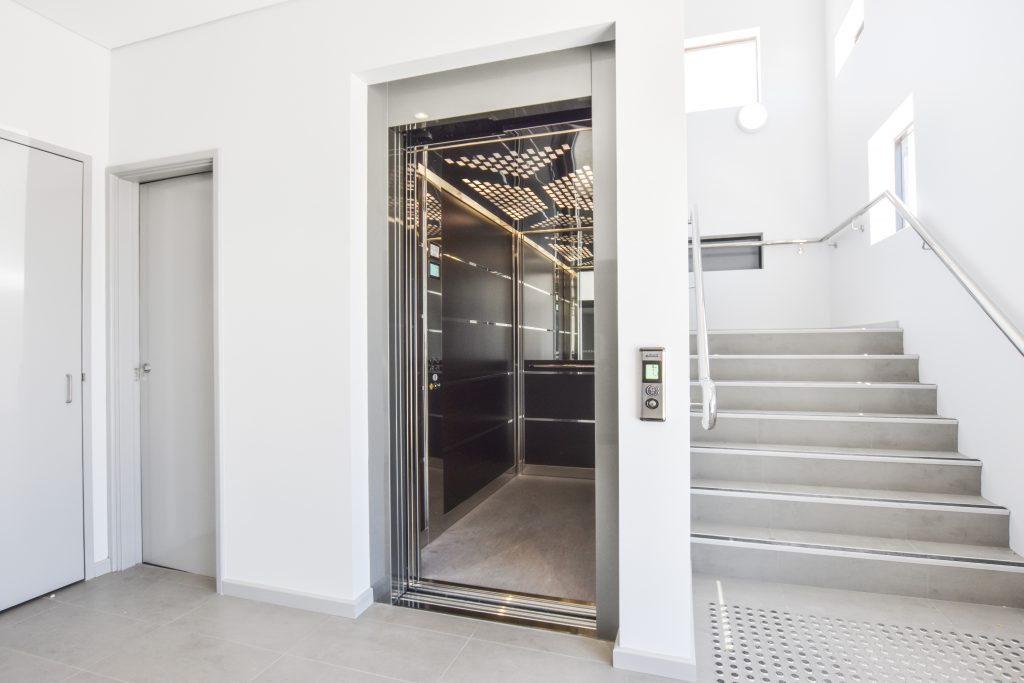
[0,136,85,611]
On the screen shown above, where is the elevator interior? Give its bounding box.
[389,99,597,627]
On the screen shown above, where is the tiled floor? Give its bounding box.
[5,565,1024,682]
[421,475,596,602]
[0,565,659,682]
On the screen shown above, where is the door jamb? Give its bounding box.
[106,150,221,590]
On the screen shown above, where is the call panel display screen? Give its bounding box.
[643,361,661,382]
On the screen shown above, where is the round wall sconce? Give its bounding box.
[737,103,768,133]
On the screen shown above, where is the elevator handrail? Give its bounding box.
[689,191,1024,359]
[690,207,718,430]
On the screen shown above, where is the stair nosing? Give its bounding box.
[691,486,1006,512]
[687,380,937,389]
[690,445,981,465]
[689,328,903,335]
[692,533,1024,570]
[690,354,918,359]
[690,410,957,425]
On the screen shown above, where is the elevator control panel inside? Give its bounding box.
[640,347,665,421]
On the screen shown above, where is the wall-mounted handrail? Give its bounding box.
[688,191,1024,358]
[689,207,718,430]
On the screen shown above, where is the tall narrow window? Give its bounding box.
[835,0,865,76]
[685,29,760,113]
[868,96,915,243]
[894,124,917,231]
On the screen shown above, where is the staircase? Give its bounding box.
[689,327,1024,607]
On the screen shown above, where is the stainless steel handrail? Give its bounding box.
[689,191,1024,358]
[690,207,718,430]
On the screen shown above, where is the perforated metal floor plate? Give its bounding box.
[708,602,1024,682]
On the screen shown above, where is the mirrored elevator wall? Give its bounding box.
[410,114,596,544]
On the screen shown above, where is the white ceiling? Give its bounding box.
[14,0,293,48]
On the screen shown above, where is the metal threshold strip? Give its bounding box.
[693,533,1024,569]
[398,580,597,632]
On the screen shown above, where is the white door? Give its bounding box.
[140,172,215,577]
[0,136,84,611]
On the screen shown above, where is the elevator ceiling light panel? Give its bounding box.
[528,213,593,231]
[445,143,572,178]
[461,179,547,220]
[542,167,594,211]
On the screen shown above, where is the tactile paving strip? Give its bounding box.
[708,602,1024,682]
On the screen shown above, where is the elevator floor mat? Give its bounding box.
[708,601,1024,682]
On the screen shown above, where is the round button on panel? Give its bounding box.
[645,398,659,410]
[644,385,660,397]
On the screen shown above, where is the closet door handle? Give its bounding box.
[65,374,73,404]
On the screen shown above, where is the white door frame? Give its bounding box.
[0,127,98,580]
[106,151,221,588]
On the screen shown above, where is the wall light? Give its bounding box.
[413,112,430,120]
[737,103,768,133]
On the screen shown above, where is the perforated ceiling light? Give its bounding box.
[529,213,593,230]
[445,143,572,178]
[542,166,594,211]
[461,179,547,220]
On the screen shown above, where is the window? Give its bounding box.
[867,96,916,243]
[689,234,763,272]
[834,0,865,76]
[685,29,760,113]
[894,124,917,231]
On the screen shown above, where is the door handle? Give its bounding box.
[65,374,72,404]
[135,363,152,381]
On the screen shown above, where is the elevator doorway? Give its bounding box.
[388,98,601,630]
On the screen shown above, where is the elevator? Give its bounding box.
[385,55,611,630]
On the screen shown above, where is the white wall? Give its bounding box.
[686,0,831,330]
[825,0,1024,551]
[0,0,110,568]
[109,1,695,675]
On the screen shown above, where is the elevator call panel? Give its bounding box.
[640,347,666,421]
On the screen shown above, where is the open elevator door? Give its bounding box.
[386,44,614,633]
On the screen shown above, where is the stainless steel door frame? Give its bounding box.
[387,123,601,633]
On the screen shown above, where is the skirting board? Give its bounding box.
[613,634,697,681]
[221,579,374,618]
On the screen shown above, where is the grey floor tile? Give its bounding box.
[64,673,126,682]
[928,598,1024,637]
[361,604,479,638]
[0,602,155,668]
[471,620,611,663]
[171,595,329,651]
[253,655,399,682]
[420,477,596,602]
[0,597,58,628]
[440,639,664,683]
[86,623,280,683]
[781,582,950,627]
[0,645,79,683]
[289,616,467,683]
[57,571,215,624]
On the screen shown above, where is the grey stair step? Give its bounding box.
[694,441,975,460]
[692,411,958,451]
[690,380,937,414]
[689,328,903,355]
[691,486,1008,546]
[691,527,1024,607]
[692,446,981,495]
[689,354,919,382]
